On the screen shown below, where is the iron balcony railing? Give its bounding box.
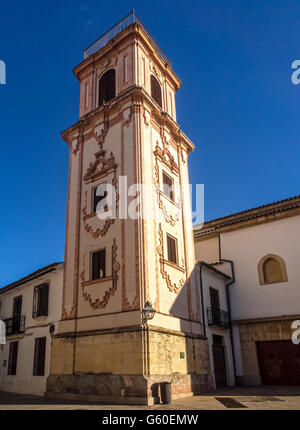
[84,10,171,65]
[3,316,25,335]
[207,308,230,329]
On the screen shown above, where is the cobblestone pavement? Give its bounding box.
[0,386,299,410]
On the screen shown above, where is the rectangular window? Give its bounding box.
[33,337,46,376]
[210,287,220,310]
[162,172,174,201]
[167,235,177,265]
[91,249,106,280]
[8,341,18,375]
[92,186,108,213]
[32,283,49,318]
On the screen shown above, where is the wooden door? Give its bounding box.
[213,344,227,386]
[257,341,300,385]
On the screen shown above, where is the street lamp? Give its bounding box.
[142,301,156,322]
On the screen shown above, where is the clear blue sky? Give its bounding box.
[0,0,299,285]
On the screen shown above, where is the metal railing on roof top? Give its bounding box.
[84,10,171,65]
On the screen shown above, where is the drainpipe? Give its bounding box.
[218,233,237,385]
[198,263,206,338]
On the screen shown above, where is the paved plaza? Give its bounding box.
[0,386,299,410]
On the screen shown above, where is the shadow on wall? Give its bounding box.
[159,265,212,397]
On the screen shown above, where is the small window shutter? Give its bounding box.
[99,249,106,278]
[210,287,220,310]
[167,236,177,264]
[33,338,39,375]
[38,337,46,376]
[92,252,99,280]
[32,286,38,318]
[39,284,49,316]
[8,341,18,375]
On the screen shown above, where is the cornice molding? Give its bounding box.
[194,200,300,241]
[61,86,194,153]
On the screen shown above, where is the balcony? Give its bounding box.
[3,316,25,335]
[207,308,230,329]
[84,10,171,65]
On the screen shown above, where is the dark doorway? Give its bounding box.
[212,335,227,387]
[257,340,300,385]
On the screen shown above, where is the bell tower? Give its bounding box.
[46,11,212,405]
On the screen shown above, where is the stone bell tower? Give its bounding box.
[46,11,212,404]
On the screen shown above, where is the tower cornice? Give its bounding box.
[61,86,194,153]
[73,23,181,92]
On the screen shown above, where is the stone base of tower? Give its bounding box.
[45,373,212,405]
[45,326,213,405]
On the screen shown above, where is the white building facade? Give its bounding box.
[0,263,63,396]
[196,261,235,388]
[194,195,300,386]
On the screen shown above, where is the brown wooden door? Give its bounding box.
[213,344,227,386]
[257,341,300,385]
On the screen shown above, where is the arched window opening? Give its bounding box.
[151,75,162,108]
[98,69,116,106]
[263,258,282,283]
[258,254,288,285]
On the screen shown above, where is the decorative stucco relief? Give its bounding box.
[153,144,181,226]
[82,114,119,238]
[143,108,151,126]
[71,136,80,156]
[149,62,162,82]
[123,107,132,126]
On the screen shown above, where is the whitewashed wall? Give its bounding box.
[198,266,235,387]
[0,264,63,395]
[220,215,300,321]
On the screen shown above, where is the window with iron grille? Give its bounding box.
[33,337,46,376]
[32,283,49,318]
[162,171,174,201]
[167,234,178,265]
[98,69,116,106]
[8,341,18,375]
[151,75,162,108]
[91,249,106,280]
